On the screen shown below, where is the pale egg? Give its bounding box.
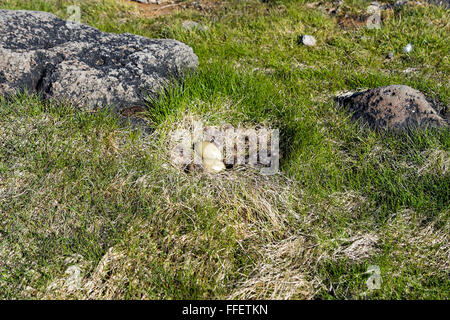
[194,141,226,173]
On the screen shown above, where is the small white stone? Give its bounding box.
[403,43,413,53]
[300,35,316,47]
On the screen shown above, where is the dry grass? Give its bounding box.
[229,235,316,299]
[335,233,379,263]
[383,210,449,273]
[417,148,450,176]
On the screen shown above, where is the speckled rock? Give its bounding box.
[339,85,447,130]
[0,10,198,112]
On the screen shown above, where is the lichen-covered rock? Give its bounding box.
[339,85,447,130]
[0,10,198,112]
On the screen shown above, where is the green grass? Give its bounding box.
[0,0,448,299]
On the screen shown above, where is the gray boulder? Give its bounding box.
[0,10,198,112]
[338,85,447,130]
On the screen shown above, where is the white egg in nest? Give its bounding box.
[194,141,226,173]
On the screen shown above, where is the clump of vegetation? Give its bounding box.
[0,0,448,299]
